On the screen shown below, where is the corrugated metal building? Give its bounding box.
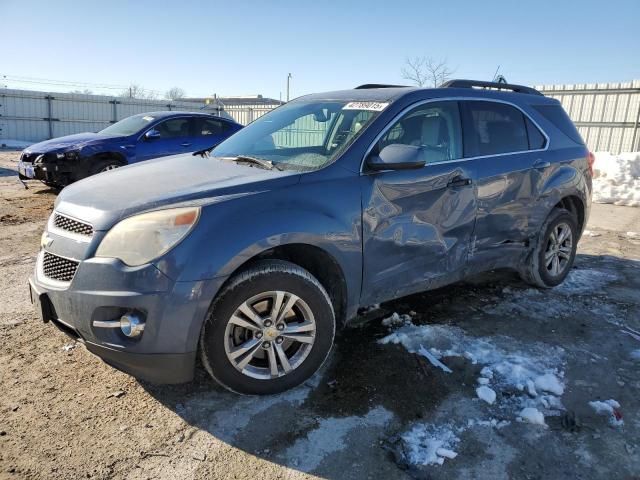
[535,80,640,153]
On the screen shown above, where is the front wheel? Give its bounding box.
[520,208,578,288]
[200,260,335,395]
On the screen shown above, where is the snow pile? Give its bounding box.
[592,152,640,207]
[379,322,565,417]
[589,399,624,426]
[400,424,460,466]
[381,312,412,328]
[518,407,546,426]
[476,386,497,405]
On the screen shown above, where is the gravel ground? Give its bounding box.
[1,149,639,480]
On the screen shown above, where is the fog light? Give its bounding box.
[120,313,145,338]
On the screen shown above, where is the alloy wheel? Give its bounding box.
[544,222,573,277]
[224,291,316,380]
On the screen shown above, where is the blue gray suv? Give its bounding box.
[29,80,592,394]
[18,111,242,188]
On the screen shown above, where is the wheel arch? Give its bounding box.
[215,242,349,328]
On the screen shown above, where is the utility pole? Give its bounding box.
[286,73,292,102]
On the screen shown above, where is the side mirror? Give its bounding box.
[144,129,161,140]
[366,144,426,171]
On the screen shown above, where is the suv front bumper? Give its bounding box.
[29,252,226,384]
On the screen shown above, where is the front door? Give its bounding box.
[361,100,477,305]
[136,117,196,162]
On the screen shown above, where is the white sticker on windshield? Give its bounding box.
[142,115,155,122]
[343,101,389,112]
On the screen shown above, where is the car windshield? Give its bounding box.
[211,100,386,171]
[98,114,156,136]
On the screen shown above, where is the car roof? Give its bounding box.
[140,111,240,122]
[295,84,559,106]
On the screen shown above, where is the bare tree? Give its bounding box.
[119,83,158,99]
[165,87,186,100]
[70,89,93,95]
[401,57,455,87]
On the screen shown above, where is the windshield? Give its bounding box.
[98,113,156,136]
[211,100,385,171]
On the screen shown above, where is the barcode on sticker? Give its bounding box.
[343,102,389,112]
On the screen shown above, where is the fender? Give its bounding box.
[155,174,364,312]
[532,161,589,240]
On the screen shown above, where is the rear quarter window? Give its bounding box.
[532,104,584,145]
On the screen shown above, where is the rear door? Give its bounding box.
[360,100,477,305]
[192,117,238,151]
[461,100,548,267]
[136,117,196,161]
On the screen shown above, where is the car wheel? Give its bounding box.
[520,208,578,288]
[200,260,335,395]
[90,159,122,175]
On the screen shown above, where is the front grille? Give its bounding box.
[53,213,94,237]
[42,252,79,282]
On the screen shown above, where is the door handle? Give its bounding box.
[533,159,551,170]
[181,142,192,147]
[447,175,472,188]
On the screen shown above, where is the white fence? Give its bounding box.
[536,80,640,154]
[0,88,275,144]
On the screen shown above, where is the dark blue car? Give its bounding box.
[17,111,242,187]
[29,80,592,395]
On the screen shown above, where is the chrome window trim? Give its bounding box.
[48,212,93,243]
[360,96,550,174]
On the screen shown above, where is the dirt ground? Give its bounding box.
[1,149,639,480]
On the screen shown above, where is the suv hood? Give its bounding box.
[54,153,300,230]
[27,132,118,153]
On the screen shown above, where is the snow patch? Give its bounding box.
[518,407,546,426]
[476,386,497,405]
[400,424,460,466]
[627,231,640,239]
[283,406,393,472]
[630,349,640,361]
[381,312,412,328]
[582,229,601,237]
[379,322,565,416]
[592,151,640,207]
[589,399,624,426]
[554,268,619,295]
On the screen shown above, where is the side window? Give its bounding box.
[525,117,546,149]
[197,118,230,137]
[154,118,192,139]
[463,101,528,157]
[377,101,463,163]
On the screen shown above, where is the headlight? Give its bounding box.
[95,207,200,266]
[56,151,79,160]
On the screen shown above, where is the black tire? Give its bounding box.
[200,260,335,395]
[89,158,123,175]
[520,208,578,288]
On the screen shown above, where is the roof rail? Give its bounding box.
[355,84,410,89]
[440,79,544,96]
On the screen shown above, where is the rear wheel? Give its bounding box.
[200,260,335,395]
[520,208,578,288]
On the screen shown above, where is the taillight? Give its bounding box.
[587,151,595,177]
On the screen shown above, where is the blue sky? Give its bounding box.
[2,0,639,100]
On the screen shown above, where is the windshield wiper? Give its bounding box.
[223,155,281,171]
